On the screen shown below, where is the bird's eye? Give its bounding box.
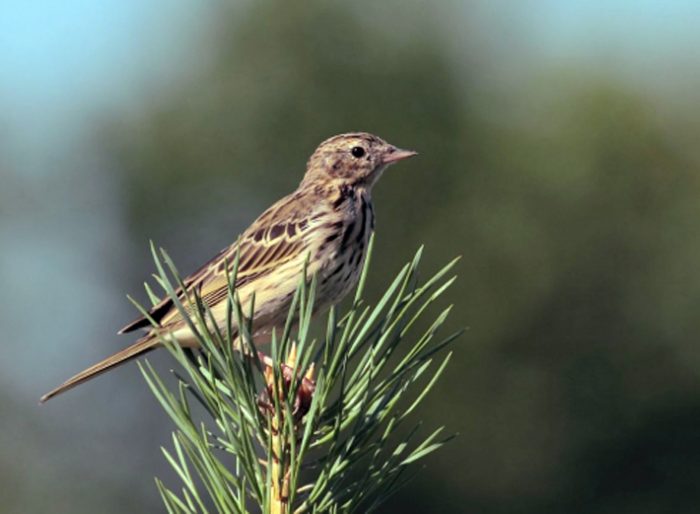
[351,146,366,158]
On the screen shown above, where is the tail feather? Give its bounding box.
[40,336,158,403]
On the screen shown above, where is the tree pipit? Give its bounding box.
[41,132,416,402]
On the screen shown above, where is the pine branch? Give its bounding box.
[138,236,460,513]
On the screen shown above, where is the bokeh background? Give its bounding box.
[3,1,700,513]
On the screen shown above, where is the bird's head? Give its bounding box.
[303,132,417,189]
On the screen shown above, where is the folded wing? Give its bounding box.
[118,204,312,335]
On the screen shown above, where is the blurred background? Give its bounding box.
[2,1,700,512]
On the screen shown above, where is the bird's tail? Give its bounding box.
[40,335,158,403]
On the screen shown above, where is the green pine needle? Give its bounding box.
[138,236,459,513]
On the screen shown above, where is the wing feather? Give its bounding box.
[118,199,313,334]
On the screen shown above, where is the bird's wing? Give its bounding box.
[119,194,315,334]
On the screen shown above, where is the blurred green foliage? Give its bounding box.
[98,2,700,513]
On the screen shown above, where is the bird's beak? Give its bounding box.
[382,146,418,164]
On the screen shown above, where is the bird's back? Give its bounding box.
[124,181,372,344]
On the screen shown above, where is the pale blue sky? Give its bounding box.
[2,0,699,171]
[0,0,216,174]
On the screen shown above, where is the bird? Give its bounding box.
[40,132,417,403]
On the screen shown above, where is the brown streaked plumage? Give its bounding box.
[41,132,417,402]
